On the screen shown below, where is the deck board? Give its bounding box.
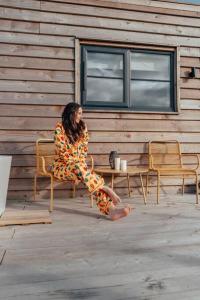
[0,194,200,299]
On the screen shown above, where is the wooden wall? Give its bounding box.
[0,0,200,200]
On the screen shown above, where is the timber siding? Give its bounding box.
[0,0,200,200]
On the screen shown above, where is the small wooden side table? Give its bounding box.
[94,166,149,204]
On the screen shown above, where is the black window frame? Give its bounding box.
[81,45,177,113]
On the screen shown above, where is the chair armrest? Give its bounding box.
[181,154,200,170]
[87,155,94,170]
[38,155,55,175]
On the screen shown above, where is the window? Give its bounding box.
[81,45,177,112]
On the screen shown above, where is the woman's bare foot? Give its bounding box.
[102,186,121,205]
[108,205,132,221]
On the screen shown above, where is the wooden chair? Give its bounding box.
[148,140,199,204]
[34,138,94,212]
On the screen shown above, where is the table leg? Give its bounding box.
[111,173,114,190]
[140,173,147,205]
[127,173,131,197]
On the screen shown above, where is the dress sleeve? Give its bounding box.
[78,129,89,159]
[54,123,72,160]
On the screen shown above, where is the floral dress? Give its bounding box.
[52,122,113,215]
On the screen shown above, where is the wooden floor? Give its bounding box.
[1,193,200,300]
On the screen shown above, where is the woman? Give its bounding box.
[52,102,131,221]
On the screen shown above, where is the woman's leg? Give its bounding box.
[101,185,121,205]
[94,189,132,221]
[55,161,132,220]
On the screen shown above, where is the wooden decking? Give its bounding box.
[1,193,200,299]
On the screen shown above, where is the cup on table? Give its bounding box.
[114,157,121,170]
[120,160,127,172]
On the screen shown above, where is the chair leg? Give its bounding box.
[127,174,131,197]
[33,174,37,201]
[146,173,149,195]
[182,176,185,195]
[90,194,94,208]
[195,173,199,204]
[49,175,54,212]
[140,174,147,205]
[72,183,76,198]
[157,172,160,204]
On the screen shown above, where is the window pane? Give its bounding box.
[131,52,170,80]
[87,52,123,78]
[130,81,171,109]
[87,78,123,102]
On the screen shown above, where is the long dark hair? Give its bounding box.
[62,102,85,144]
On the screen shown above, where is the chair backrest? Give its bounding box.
[36,139,56,175]
[149,140,182,170]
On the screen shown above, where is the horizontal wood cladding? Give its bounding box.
[1,105,200,119]
[1,142,200,156]
[0,32,74,47]
[1,7,200,36]
[0,69,74,82]
[7,185,184,201]
[7,177,196,192]
[2,0,200,18]
[0,92,74,105]
[0,0,200,200]
[0,44,74,59]
[9,153,198,168]
[1,117,200,132]
[0,56,74,70]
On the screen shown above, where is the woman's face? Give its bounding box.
[75,107,83,124]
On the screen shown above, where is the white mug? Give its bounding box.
[120,160,127,172]
[114,157,121,170]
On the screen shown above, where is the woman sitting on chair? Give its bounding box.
[52,102,131,221]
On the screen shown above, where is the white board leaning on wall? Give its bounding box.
[0,156,12,216]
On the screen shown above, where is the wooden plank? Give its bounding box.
[6,185,183,200]
[0,44,74,59]
[0,209,52,226]
[0,32,74,47]
[181,57,200,68]
[0,0,40,9]
[181,89,200,100]
[41,0,200,18]
[40,1,200,28]
[8,177,196,191]
[0,56,74,70]
[181,78,200,89]
[181,99,200,110]
[0,69,74,82]
[40,23,200,48]
[2,7,200,38]
[0,80,74,93]
[1,117,200,132]
[101,0,200,12]
[1,141,200,155]
[1,104,200,119]
[10,166,35,178]
[0,19,39,33]
[181,47,200,58]
[0,92,74,105]
[1,129,200,143]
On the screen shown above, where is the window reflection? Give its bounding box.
[87,78,123,102]
[131,81,171,109]
[87,52,123,78]
[131,52,170,80]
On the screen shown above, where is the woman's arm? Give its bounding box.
[54,123,72,160]
[78,128,89,159]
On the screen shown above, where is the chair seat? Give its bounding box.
[153,168,197,175]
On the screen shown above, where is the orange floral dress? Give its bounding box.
[52,122,113,215]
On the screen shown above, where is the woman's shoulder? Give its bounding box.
[55,122,63,133]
